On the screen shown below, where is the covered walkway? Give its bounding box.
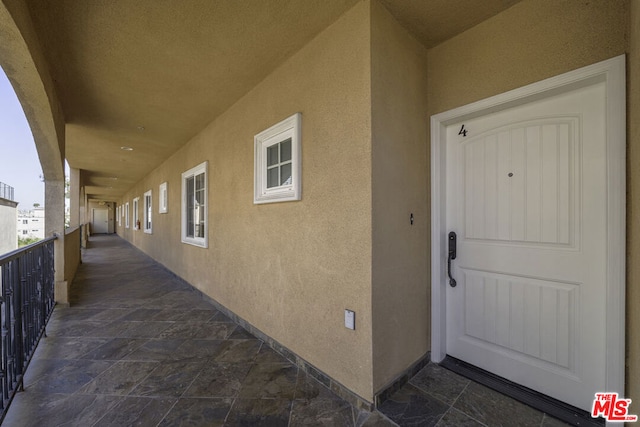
[2,235,393,426]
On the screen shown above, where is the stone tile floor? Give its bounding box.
[2,235,570,426]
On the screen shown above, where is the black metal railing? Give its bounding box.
[0,237,56,422]
[0,183,14,202]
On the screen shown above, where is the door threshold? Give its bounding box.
[440,356,603,427]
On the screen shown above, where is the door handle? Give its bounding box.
[448,231,457,287]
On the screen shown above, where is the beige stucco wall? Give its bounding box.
[118,1,375,400]
[370,1,430,392]
[627,0,639,404]
[427,0,631,399]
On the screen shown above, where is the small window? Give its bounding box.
[181,161,207,248]
[22,230,27,235]
[159,182,168,214]
[125,202,130,228]
[133,197,140,230]
[143,190,152,234]
[22,220,28,224]
[254,113,301,204]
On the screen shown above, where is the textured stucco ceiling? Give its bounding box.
[23,0,521,201]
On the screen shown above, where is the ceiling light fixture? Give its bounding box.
[120,146,134,151]
[137,126,145,131]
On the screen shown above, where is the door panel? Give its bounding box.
[93,209,108,234]
[445,82,606,410]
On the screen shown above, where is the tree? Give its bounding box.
[18,236,41,247]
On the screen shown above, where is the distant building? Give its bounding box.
[17,206,45,241]
[0,182,18,255]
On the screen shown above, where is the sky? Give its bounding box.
[0,66,45,209]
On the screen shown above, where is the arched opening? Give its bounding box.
[0,1,69,303]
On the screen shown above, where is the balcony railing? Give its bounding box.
[0,237,56,422]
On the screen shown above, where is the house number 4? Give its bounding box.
[458,125,468,137]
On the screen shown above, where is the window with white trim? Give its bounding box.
[181,161,207,247]
[117,206,121,227]
[133,197,140,230]
[159,182,168,214]
[125,202,130,228]
[254,113,301,204]
[143,190,152,234]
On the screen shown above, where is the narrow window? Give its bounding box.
[181,161,207,247]
[133,197,140,230]
[159,182,168,214]
[125,202,130,228]
[143,190,152,234]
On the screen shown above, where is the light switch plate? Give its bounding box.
[345,309,355,330]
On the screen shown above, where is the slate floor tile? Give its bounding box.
[174,308,220,322]
[434,408,484,427]
[173,339,229,361]
[409,363,469,405]
[358,411,400,426]
[124,338,187,361]
[541,414,574,426]
[79,360,159,395]
[290,397,355,426]
[255,345,293,365]
[295,372,338,401]
[228,325,258,340]
[1,392,122,427]
[239,363,298,399]
[225,398,292,427]
[31,336,111,359]
[184,362,252,398]
[130,360,205,397]
[80,337,148,360]
[453,382,543,427]
[212,339,262,363]
[159,321,235,340]
[120,308,164,321]
[45,319,103,337]
[158,397,233,427]
[27,359,114,394]
[378,384,449,427]
[93,396,177,427]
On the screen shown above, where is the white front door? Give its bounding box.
[431,56,626,412]
[92,208,108,234]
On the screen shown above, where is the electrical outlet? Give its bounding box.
[345,309,355,330]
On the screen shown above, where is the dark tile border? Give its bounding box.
[374,352,431,407]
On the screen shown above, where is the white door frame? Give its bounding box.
[430,55,626,397]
